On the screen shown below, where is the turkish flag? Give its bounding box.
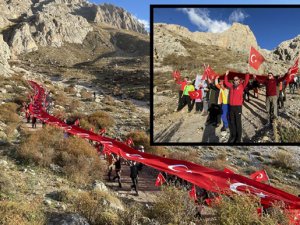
[98,128,106,135]
[172,70,181,81]
[203,65,219,80]
[74,119,80,126]
[155,173,166,186]
[223,168,235,174]
[250,170,269,182]
[189,185,197,201]
[124,137,134,146]
[249,47,265,70]
[188,90,202,100]
[287,58,299,84]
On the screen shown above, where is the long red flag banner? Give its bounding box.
[27,81,300,221]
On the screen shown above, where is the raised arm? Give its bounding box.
[242,74,250,89]
[253,74,266,84]
[278,72,289,82]
[215,76,221,89]
[224,71,233,88]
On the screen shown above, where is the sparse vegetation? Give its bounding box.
[278,124,300,142]
[272,150,297,171]
[212,194,289,225]
[0,200,45,225]
[147,186,199,224]
[17,126,105,184]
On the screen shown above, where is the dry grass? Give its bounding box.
[126,130,168,155]
[278,123,300,142]
[103,96,117,106]
[0,103,20,124]
[147,186,199,224]
[69,190,122,225]
[0,200,45,225]
[272,150,297,171]
[212,194,289,225]
[80,89,93,100]
[17,126,105,184]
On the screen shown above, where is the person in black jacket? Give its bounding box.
[206,77,221,127]
[130,161,139,196]
[113,155,122,188]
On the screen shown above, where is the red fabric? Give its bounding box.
[189,185,197,201]
[74,119,80,126]
[27,81,300,210]
[223,168,235,174]
[224,74,250,106]
[188,90,202,100]
[204,65,219,80]
[288,58,299,76]
[250,170,269,182]
[155,173,166,186]
[124,137,134,146]
[90,127,94,132]
[172,70,181,81]
[249,46,265,70]
[289,209,300,225]
[176,80,187,91]
[255,73,288,97]
[98,128,106,135]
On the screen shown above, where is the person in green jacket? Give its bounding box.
[177,80,195,113]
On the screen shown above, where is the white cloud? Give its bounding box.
[133,15,149,31]
[179,8,249,33]
[229,9,248,23]
[138,19,150,30]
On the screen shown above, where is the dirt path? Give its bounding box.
[154,88,300,143]
[20,115,160,204]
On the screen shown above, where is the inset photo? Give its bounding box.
[151,5,300,144]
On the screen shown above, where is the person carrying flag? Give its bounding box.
[175,76,188,111]
[253,72,289,123]
[130,161,139,196]
[224,70,249,143]
[177,80,195,113]
[113,155,122,188]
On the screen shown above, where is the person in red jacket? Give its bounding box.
[253,72,288,123]
[224,70,249,143]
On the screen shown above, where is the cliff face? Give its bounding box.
[154,22,299,75]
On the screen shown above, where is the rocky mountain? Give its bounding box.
[154,22,299,75]
[0,0,148,76]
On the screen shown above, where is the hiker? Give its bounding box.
[215,76,229,132]
[195,76,204,113]
[243,82,251,102]
[177,80,195,112]
[206,77,221,127]
[278,81,284,109]
[136,145,144,172]
[253,72,289,123]
[175,76,188,111]
[26,108,31,123]
[289,76,297,94]
[113,155,122,188]
[224,71,249,143]
[107,153,115,181]
[252,79,260,98]
[32,116,37,128]
[201,80,209,116]
[130,161,139,196]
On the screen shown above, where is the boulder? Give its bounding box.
[48,213,90,225]
[9,23,38,55]
[0,34,12,76]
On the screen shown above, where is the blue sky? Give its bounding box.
[90,1,300,49]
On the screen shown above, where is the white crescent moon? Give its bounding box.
[250,54,257,63]
[257,173,263,179]
[168,164,192,173]
[125,153,144,160]
[230,182,267,198]
[195,92,199,98]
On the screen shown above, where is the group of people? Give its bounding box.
[105,145,145,196]
[175,70,296,143]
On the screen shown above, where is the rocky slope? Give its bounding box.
[0,0,148,77]
[154,22,299,75]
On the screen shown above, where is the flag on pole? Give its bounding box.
[155,173,166,186]
[249,47,265,70]
[188,90,202,100]
[189,185,197,201]
[250,170,269,183]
